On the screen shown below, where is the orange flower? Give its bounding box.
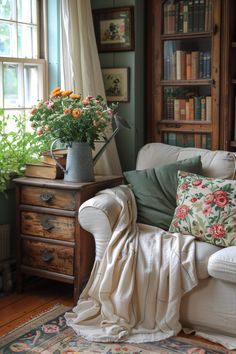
[50,91,62,98]
[50,86,61,94]
[70,93,81,99]
[64,107,72,115]
[61,90,73,97]
[72,108,81,118]
[31,107,37,115]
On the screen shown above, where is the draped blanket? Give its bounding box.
[65,185,198,343]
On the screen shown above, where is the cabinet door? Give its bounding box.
[147,0,221,149]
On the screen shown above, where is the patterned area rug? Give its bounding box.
[0,304,231,354]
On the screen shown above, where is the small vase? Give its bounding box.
[64,142,95,183]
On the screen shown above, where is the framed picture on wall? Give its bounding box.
[93,7,135,52]
[102,67,129,102]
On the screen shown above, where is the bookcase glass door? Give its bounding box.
[154,0,220,150]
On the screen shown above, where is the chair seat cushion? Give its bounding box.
[208,246,236,283]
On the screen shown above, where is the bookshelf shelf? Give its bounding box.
[161,32,212,41]
[161,80,212,86]
[147,0,221,150]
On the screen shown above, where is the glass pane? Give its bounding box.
[162,0,212,34]
[2,109,24,132]
[163,38,211,80]
[3,63,23,108]
[18,24,37,58]
[0,21,17,56]
[163,86,211,121]
[162,132,211,149]
[24,64,39,107]
[0,0,14,20]
[17,0,36,24]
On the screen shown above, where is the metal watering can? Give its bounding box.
[50,114,130,183]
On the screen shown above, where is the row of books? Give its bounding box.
[25,149,67,179]
[163,132,212,149]
[164,95,212,121]
[164,50,211,80]
[163,0,212,34]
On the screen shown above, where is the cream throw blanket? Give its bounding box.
[65,185,198,343]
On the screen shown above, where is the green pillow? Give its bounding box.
[123,156,202,230]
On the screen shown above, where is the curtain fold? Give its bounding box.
[60,0,122,175]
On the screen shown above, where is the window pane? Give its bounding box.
[0,0,15,20]
[18,24,37,58]
[24,64,39,107]
[0,21,17,56]
[17,0,37,24]
[3,63,23,108]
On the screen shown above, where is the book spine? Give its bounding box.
[169,4,176,34]
[191,51,200,79]
[163,132,168,144]
[201,134,207,149]
[175,1,180,33]
[199,51,204,79]
[194,96,201,120]
[176,50,182,80]
[206,134,212,149]
[186,133,195,147]
[171,52,176,80]
[206,51,211,78]
[176,133,184,147]
[174,99,180,120]
[179,99,186,120]
[183,0,188,33]
[168,132,177,145]
[198,0,205,31]
[164,55,171,80]
[206,96,212,121]
[186,52,192,79]
[200,96,206,120]
[193,0,200,32]
[181,51,186,79]
[194,134,202,148]
[163,3,168,34]
[188,0,194,32]
[204,0,209,31]
[189,97,194,120]
[178,1,184,33]
[186,100,190,120]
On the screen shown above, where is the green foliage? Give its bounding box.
[30,88,119,150]
[0,114,51,193]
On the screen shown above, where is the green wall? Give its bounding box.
[47,0,145,171]
[91,0,145,171]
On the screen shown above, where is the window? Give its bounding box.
[0,0,47,127]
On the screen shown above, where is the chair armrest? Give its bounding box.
[79,191,122,261]
[208,246,236,284]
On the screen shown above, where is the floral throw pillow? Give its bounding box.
[169,171,236,247]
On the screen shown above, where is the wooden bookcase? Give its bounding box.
[220,0,236,151]
[146,0,221,149]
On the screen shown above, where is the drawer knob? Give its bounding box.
[41,221,54,231]
[40,192,53,202]
[41,250,54,262]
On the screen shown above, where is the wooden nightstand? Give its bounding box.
[14,175,123,303]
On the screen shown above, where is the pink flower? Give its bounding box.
[204,193,214,204]
[86,95,93,100]
[82,98,89,105]
[175,205,189,219]
[213,190,229,208]
[180,182,189,190]
[192,179,202,186]
[47,102,54,109]
[203,205,212,215]
[190,197,198,203]
[42,324,59,334]
[107,108,113,119]
[208,224,225,238]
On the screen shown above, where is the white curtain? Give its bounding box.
[60,0,122,175]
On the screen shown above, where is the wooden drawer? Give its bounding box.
[21,186,76,210]
[21,211,75,241]
[21,239,74,275]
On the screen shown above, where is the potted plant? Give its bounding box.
[0,112,50,262]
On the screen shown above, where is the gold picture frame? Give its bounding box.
[93,7,135,52]
[102,68,129,102]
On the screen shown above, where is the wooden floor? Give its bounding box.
[0,277,225,350]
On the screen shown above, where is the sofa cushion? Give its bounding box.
[169,171,236,247]
[195,241,220,279]
[208,246,236,283]
[123,156,202,230]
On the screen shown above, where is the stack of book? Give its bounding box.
[25,149,67,179]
